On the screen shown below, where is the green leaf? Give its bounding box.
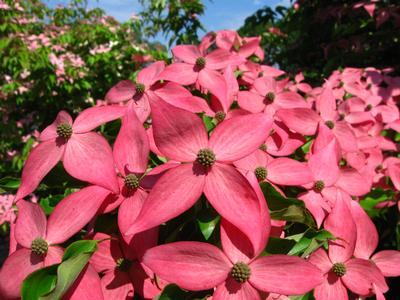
[21,265,58,300]
[0,177,21,190]
[62,240,98,261]
[260,182,315,227]
[156,284,192,300]
[264,237,296,255]
[202,114,215,132]
[197,214,220,240]
[21,240,98,300]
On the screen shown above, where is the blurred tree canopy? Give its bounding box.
[238,0,400,83]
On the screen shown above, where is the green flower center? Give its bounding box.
[196,148,216,167]
[31,237,48,256]
[231,262,251,283]
[259,144,267,151]
[124,174,140,190]
[366,104,372,111]
[195,57,206,69]
[325,120,335,129]
[215,111,226,122]
[255,166,267,181]
[314,180,325,192]
[116,258,132,272]
[331,262,346,277]
[135,83,145,94]
[265,92,275,102]
[56,123,73,139]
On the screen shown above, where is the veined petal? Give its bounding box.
[46,185,110,244]
[125,164,205,236]
[276,108,320,135]
[100,270,133,300]
[220,219,254,264]
[205,49,233,70]
[15,200,47,248]
[72,105,126,134]
[350,200,378,259]
[172,45,201,64]
[40,111,72,142]
[159,63,198,85]
[0,248,44,299]
[142,241,231,291]
[249,255,324,295]
[213,278,261,300]
[267,158,313,186]
[105,80,136,103]
[233,149,269,174]
[154,82,214,115]
[308,139,340,186]
[90,233,122,274]
[198,69,228,106]
[237,91,265,113]
[16,140,65,200]
[113,105,149,174]
[313,273,348,300]
[204,163,265,255]
[342,258,388,295]
[308,247,333,274]
[137,60,165,86]
[324,191,356,263]
[333,121,358,153]
[209,114,272,162]
[336,168,371,196]
[371,250,400,277]
[63,265,104,300]
[63,132,119,193]
[149,96,208,162]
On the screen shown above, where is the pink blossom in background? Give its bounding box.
[0,194,16,225]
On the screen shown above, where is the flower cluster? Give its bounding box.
[0,30,399,300]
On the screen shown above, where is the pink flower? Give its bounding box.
[309,193,388,300]
[0,194,16,225]
[0,199,103,298]
[90,232,166,299]
[234,149,313,186]
[238,76,309,117]
[16,106,126,200]
[106,61,212,122]
[159,45,244,103]
[143,219,323,299]
[125,97,273,253]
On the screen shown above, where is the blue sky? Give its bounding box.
[48,0,290,30]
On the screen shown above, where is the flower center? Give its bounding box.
[265,92,275,102]
[195,57,206,69]
[325,120,335,129]
[215,111,226,122]
[231,262,251,283]
[366,104,372,111]
[124,174,140,190]
[196,148,216,167]
[254,166,267,181]
[331,262,346,277]
[31,237,48,256]
[314,180,325,192]
[116,258,132,272]
[259,144,267,151]
[135,83,145,94]
[56,123,73,139]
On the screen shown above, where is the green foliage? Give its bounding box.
[138,0,206,46]
[21,240,98,300]
[0,0,167,177]
[239,0,400,83]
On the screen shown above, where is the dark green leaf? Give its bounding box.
[21,265,58,300]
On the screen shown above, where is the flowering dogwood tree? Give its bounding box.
[0,24,400,300]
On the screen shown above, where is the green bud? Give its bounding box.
[124,174,140,190]
[31,237,48,256]
[331,262,346,277]
[255,166,267,181]
[231,262,251,283]
[196,148,216,167]
[56,123,73,139]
